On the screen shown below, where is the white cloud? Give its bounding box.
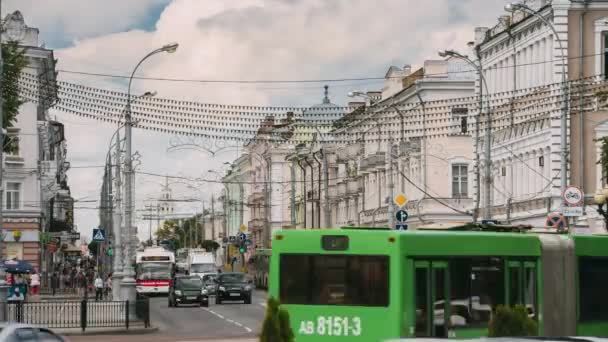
[3,0,170,46]
[17,0,510,241]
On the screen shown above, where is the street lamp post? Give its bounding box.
[504,2,569,210]
[438,49,491,219]
[122,43,177,305]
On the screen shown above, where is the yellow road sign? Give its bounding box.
[394,194,408,207]
[239,224,247,232]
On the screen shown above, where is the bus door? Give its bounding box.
[414,260,450,338]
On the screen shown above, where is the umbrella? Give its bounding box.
[1,260,33,274]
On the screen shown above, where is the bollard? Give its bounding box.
[80,300,87,332]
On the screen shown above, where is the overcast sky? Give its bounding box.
[4,0,510,242]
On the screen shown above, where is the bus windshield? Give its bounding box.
[280,254,389,306]
[137,262,172,280]
[191,264,215,274]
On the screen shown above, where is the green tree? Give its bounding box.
[2,41,28,153]
[488,305,538,337]
[201,240,219,251]
[260,297,294,342]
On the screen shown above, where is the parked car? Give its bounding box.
[0,323,66,341]
[168,275,209,307]
[214,272,252,304]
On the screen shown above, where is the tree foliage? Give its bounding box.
[88,240,99,257]
[488,305,538,337]
[2,41,28,153]
[201,240,220,251]
[598,137,608,183]
[154,214,206,250]
[260,297,294,342]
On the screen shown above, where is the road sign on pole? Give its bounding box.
[395,210,409,222]
[92,229,105,242]
[396,224,408,231]
[239,224,246,232]
[394,194,408,207]
[563,186,583,206]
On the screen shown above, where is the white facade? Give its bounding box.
[474,0,569,224]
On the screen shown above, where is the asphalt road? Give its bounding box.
[68,289,267,341]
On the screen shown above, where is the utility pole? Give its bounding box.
[0,0,5,274]
[387,138,395,229]
[211,195,215,242]
[156,203,159,245]
[201,201,206,242]
[322,149,330,227]
[112,129,123,300]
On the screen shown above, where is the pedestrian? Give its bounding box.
[94,274,103,302]
[30,269,40,297]
[8,287,24,303]
[78,271,87,298]
[105,273,113,300]
[51,272,59,296]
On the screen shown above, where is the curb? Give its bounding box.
[60,326,158,336]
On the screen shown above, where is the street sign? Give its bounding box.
[546,213,567,229]
[563,186,583,206]
[92,229,105,242]
[562,206,583,217]
[228,236,236,244]
[239,224,247,232]
[396,224,408,231]
[68,232,80,240]
[394,194,408,207]
[237,232,246,242]
[395,210,409,222]
[244,239,252,247]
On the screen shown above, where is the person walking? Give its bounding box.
[51,272,59,296]
[30,269,40,297]
[94,274,103,302]
[105,273,113,300]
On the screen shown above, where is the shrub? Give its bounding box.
[260,297,294,342]
[488,304,538,337]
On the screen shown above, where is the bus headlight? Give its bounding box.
[175,290,182,296]
[244,285,251,291]
[218,286,226,292]
[201,289,208,295]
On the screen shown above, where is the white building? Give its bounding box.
[331,58,476,228]
[2,11,74,272]
[471,0,570,225]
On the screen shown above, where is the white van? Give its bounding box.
[188,250,216,278]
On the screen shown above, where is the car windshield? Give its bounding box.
[219,273,246,283]
[191,264,215,273]
[177,277,203,288]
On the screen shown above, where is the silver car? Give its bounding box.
[0,323,66,341]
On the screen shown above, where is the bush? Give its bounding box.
[488,305,538,337]
[260,297,294,342]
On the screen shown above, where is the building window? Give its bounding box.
[452,164,468,198]
[6,128,19,157]
[452,108,469,134]
[538,156,544,167]
[6,182,21,210]
[501,166,507,177]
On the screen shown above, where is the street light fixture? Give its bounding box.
[504,2,569,211]
[122,43,178,305]
[595,187,608,230]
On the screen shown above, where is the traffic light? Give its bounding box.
[107,247,113,256]
[239,245,246,254]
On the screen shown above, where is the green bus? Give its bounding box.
[268,225,608,341]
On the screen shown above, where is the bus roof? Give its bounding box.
[136,246,175,263]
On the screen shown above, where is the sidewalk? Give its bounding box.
[56,324,158,336]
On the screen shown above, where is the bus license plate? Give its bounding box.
[187,296,197,300]
[230,293,240,297]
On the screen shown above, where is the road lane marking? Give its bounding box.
[202,307,253,334]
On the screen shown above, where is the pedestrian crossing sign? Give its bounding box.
[92,228,105,242]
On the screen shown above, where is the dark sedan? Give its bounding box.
[168,275,209,307]
[215,272,252,304]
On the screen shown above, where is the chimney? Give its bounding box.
[402,64,412,75]
[474,27,489,45]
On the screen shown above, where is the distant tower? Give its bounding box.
[158,176,174,216]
